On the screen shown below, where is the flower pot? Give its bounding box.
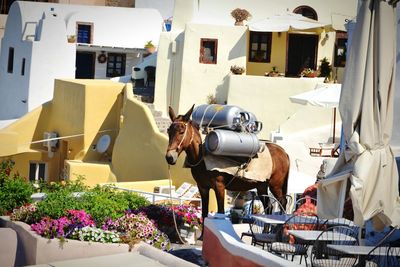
[146,46,156,54]
[179,225,197,245]
[234,21,244,26]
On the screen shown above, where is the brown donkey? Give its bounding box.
[165,105,290,227]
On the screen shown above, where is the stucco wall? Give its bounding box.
[178,23,247,114]
[227,75,327,138]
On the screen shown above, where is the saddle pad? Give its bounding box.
[203,146,273,182]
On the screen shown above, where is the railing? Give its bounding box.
[103,184,201,205]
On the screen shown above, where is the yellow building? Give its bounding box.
[0,79,193,193]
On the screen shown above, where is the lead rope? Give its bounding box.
[167,164,187,244]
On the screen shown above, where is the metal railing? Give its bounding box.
[103,184,201,205]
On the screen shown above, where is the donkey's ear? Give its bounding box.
[168,106,176,121]
[183,104,195,121]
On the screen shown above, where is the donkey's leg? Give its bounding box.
[197,186,209,241]
[256,181,269,212]
[269,175,287,212]
[214,175,226,214]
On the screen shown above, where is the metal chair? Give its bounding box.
[270,213,319,266]
[247,216,278,250]
[365,227,400,267]
[292,196,317,214]
[310,225,359,267]
[258,194,287,215]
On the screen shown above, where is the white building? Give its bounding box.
[0,1,163,120]
[153,0,358,138]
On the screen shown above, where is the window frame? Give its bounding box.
[334,31,348,68]
[7,47,14,73]
[248,32,272,63]
[29,162,47,182]
[199,38,218,64]
[76,22,93,44]
[293,5,318,20]
[106,53,126,78]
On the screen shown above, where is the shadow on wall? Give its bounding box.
[228,31,247,60]
[215,75,230,104]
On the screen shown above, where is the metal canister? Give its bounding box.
[240,112,263,134]
[192,104,243,130]
[205,129,261,157]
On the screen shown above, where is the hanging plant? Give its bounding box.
[97,53,107,64]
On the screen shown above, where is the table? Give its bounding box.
[251,214,291,225]
[288,230,357,242]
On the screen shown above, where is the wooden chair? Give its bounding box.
[310,225,359,267]
[270,213,319,266]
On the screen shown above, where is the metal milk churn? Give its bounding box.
[192,104,244,130]
[205,129,261,157]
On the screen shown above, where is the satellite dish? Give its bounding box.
[96,135,111,153]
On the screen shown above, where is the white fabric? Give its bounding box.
[203,147,273,182]
[248,13,331,32]
[289,83,341,108]
[317,0,400,227]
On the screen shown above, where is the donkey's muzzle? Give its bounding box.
[165,150,178,165]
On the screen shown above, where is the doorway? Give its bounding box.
[286,34,318,77]
[75,51,95,78]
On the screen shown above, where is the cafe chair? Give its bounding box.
[247,215,278,250]
[365,227,400,267]
[258,194,288,215]
[270,213,319,266]
[310,225,359,267]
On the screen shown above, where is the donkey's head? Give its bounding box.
[165,105,195,165]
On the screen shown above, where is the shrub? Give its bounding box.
[0,176,34,215]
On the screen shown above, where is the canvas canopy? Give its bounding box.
[248,13,332,32]
[317,0,400,227]
[290,83,341,108]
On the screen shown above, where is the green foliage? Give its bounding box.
[318,57,332,78]
[0,160,34,215]
[0,176,34,215]
[33,184,149,225]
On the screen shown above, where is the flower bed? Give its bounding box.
[1,161,202,258]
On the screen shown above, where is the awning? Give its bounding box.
[248,13,332,32]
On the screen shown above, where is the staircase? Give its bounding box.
[144,103,170,135]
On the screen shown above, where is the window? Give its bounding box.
[7,47,14,73]
[199,38,217,64]
[249,32,272,63]
[334,31,348,67]
[77,23,92,44]
[29,162,46,181]
[293,6,318,20]
[21,58,25,76]
[106,53,126,77]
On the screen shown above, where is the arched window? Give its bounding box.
[293,6,318,21]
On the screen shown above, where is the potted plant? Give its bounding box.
[318,57,332,80]
[300,68,318,78]
[266,66,280,77]
[230,8,251,26]
[67,35,76,43]
[230,65,245,75]
[144,40,156,54]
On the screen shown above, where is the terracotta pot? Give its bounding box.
[234,20,244,26]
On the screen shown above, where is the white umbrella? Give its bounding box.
[290,83,341,143]
[318,0,400,227]
[248,13,331,32]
